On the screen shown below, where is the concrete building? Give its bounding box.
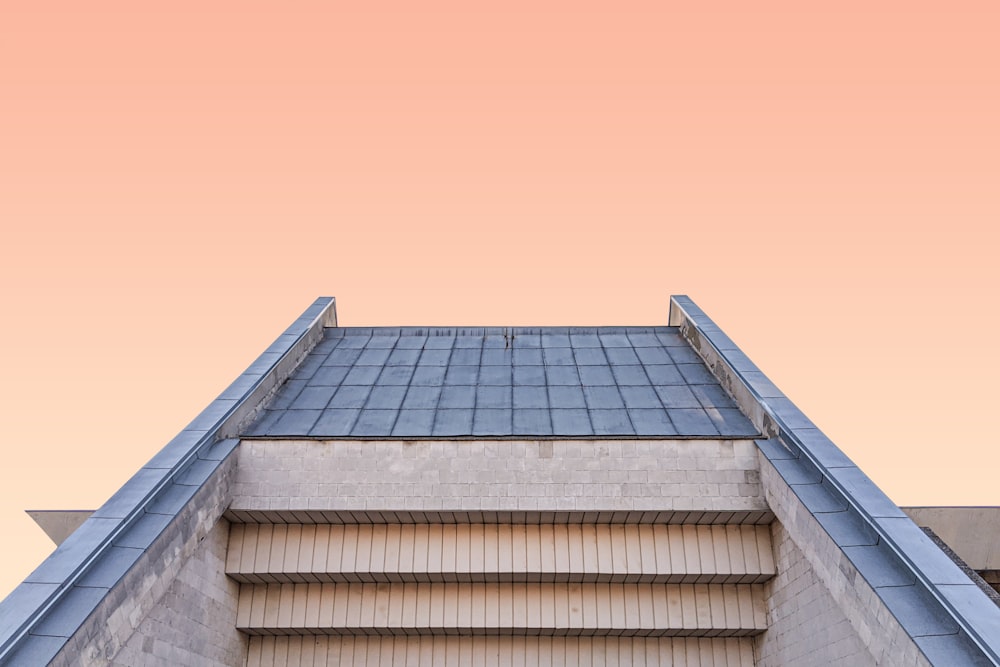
[1,296,998,665]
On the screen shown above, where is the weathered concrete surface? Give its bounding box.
[231,439,769,517]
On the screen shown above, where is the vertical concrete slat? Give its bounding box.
[413,525,430,575]
[609,525,628,584]
[679,584,697,632]
[269,525,288,582]
[247,636,263,667]
[721,585,740,635]
[470,583,487,631]
[386,580,404,629]
[398,524,416,581]
[236,582,254,628]
[636,585,655,634]
[618,636,633,665]
[463,524,480,583]
[373,583,390,630]
[351,636,368,665]
[578,637,594,667]
[582,524,600,582]
[337,525,358,583]
[241,524,262,583]
[312,525,330,583]
[497,524,513,580]
[681,526,702,583]
[485,582,500,631]
[300,636,316,666]
[315,636,331,666]
[317,583,334,629]
[427,524,444,583]
[504,582,521,633]
[290,583,308,629]
[683,637,701,666]
[371,525,388,582]
[344,583,363,630]
[276,583,296,630]
[262,583,282,633]
[287,636,303,665]
[274,637,290,667]
[417,582,434,633]
[384,524,402,583]
[256,524,275,582]
[525,583,541,629]
[228,523,245,575]
[331,582,350,629]
[637,526,658,584]
[298,525,317,582]
[724,525,745,584]
[362,583,380,629]
[455,524,472,582]
[443,583,460,634]
[429,581,446,631]
[525,524,542,582]
[356,525,375,584]
[652,524,672,583]
[695,526,718,584]
[442,525,459,583]
[540,583,556,631]
[754,527,775,579]
[551,524,570,583]
[567,525,584,582]
[651,582,669,634]
[457,582,473,637]
[445,635,461,666]
[622,584,640,633]
[710,526,730,584]
[708,586,727,638]
[609,584,627,634]
[284,525,304,582]
[482,524,498,577]
[326,526,345,580]
[738,527,760,583]
[668,526,687,582]
[304,582,322,631]
[735,585,753,632]
[623,525,642,584]
[368,636,384,665]
[568,582,584,629]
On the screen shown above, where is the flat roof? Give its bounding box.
[241,326,759,439]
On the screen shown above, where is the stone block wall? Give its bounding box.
[232,439,768,516]
[49,456,246,667]
[753,521,873,665]
[755,452,930,666]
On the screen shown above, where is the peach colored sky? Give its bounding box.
[1,3,997,598]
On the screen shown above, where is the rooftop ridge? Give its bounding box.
[326,325,676,336]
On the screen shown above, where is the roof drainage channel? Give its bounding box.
[0,297,337,665]
[669,295,1000,666]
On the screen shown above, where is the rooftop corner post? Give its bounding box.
[0,297,337,665]
[668,294,1000,666]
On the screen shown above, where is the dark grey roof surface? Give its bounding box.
[243,326,758,438]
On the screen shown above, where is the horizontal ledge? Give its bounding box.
[223,510,776,526]
[229,572,775,585]
[239,627,765,638]
[236,582,767,637]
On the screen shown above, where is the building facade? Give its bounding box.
[1,296,998,665]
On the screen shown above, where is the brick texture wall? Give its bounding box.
[232,439,767,515]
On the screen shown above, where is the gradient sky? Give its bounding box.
[1,2,997,598]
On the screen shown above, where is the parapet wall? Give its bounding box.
[230,439,770,520]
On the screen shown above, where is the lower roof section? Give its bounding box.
[242,326,759,440]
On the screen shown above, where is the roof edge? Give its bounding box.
[669,295,1000,665]
[0,297,336,662]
